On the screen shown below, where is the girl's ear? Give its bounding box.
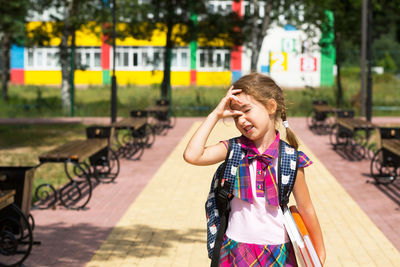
[267,99,277,115]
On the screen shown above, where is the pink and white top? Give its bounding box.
[225,159,289,245]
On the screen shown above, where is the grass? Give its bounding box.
[0,124,87,203]
[1,71,399,118]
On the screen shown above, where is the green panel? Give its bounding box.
[320,10,335,86]
[190,13,198,70]
[190,41,197,70]
[103,70,110,85]
[321,53,335,86]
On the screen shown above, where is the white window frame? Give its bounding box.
[197,48,231,71]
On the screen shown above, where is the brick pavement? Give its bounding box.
[23,118,200,266]
[18,117,400,266]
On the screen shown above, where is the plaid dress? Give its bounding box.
[219,235,298,267]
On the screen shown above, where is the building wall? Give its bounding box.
[10,1,334,88]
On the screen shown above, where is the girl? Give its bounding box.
[184,73,326,266]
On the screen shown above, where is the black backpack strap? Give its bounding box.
[211,140,233,267]
[278,140,299,208]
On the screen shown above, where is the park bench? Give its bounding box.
[307,100,337,134]
[36,126,119,210]
[0,167,39,267]
[329,110,377,160]
[146,99,176,135]
[370,126,400,184]
[111,113,150,160]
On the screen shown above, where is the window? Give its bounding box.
[181,51,188,67]
[200,52,205,68]
[216,54,222,67]
[224,52,230,69]
[36,51,43,66]
[25,47,100,70]
[27,50,34,67]
[142,52,149,66]
[123,52,129,66]
[197,48,231,71]
[133,52,138,66]
[94,52,101,67]
[171,51,177,67]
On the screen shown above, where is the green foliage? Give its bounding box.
[0,0,29,44]
[377,52,397,73]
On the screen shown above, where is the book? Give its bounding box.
[282,205,322,267]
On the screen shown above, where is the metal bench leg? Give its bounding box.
[0,204,33,267]
[60,161,92,210]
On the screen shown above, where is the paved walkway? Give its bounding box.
[22,117,400,266]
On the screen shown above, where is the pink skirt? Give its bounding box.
[219,235,298,267]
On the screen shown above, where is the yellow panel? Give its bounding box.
[116,23,188,47]
[115,71,163,85]
[75,71,102,85]
[197,72,231,86]
[171,71,190,86]
[25,71,61,85]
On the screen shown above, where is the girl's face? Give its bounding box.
[231,93,276,145]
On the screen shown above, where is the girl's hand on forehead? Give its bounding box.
[212,86,243,119]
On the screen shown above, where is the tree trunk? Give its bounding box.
[334,20,343,108]
[60,31,71,113]
[250,0,272,72]
[1,33,11,102]
[161,6,174,100]
[250,0,260,72]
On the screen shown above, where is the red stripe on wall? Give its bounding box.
[101,33,111,69]
[232,0,242,17]
[10,69,24,84]
[231,1,242,71]
[190,70,197,85]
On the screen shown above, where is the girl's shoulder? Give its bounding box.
[297,150,313,168]
[220,136,242,150]
[280,140,313,168]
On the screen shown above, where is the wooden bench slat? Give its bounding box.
[39,139,108,163]
[382,139,400,156]
[336,118,376,131]
[111,117,147,129]
[0,190,15,210]
[313,105,336,113]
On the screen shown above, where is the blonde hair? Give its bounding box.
[232,72,299,149]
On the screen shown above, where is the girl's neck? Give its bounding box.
[253,129,277,154]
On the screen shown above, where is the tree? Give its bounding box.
[301,0,362,107]
[0,0,29,101]
[117,0,242,100]
[27,0,102,113]
[241,0,306,72]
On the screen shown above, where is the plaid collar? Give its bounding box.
[234,132,280,205]
[239,132,280,158]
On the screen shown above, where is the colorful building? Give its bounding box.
[10,1,335,88]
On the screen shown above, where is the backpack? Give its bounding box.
[205,137,299,265]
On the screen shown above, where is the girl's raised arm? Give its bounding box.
[183,87,243,166]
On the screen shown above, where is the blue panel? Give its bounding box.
[231,71,242,82]
[260,65,270,73]
[11,45,24,69]
[284,24,297,31]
